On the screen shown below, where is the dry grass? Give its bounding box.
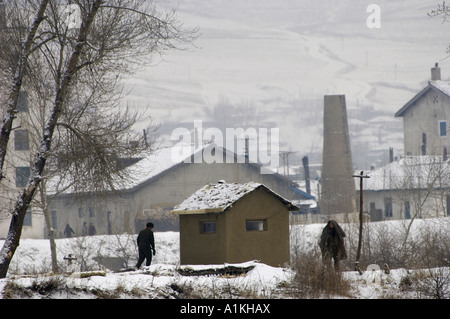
[288,252,352,298]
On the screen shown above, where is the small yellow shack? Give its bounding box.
[170,182,299,267]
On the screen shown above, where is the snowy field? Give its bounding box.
[0,218,448,300]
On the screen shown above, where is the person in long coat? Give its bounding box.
[81,222,88,236]
[88,223,96,236]
[136,222,156,269]
[64,224,75,238]
[319,220,347,271]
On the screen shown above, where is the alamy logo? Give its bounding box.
[367,4,381,29]
[171,120,279,173]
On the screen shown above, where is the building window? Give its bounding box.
[447,195,450,216]
[15,167,30,187]
[78,207,84,218]
[384,198,393,218]
[246,220,267,231]
[51,210,57,229]
[89,207,95,217]
[23,209,32,226]
[200,221,216,234]
[404,201,411,219]
[17,91,29,112]
[439,121,447,137]
[14,130,29,151]
[421,132,427,155]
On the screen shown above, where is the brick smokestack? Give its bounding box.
[320,95,357,217]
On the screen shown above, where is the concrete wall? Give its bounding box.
[402,89,450,156]
[0,208,45,240]
[48,192,133,237]
[179,212,226,265]
[0,96,45,239]
[225,188,290,267]
[178,187,290,267]
[360,189,449,220]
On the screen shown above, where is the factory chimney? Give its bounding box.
[320,95,357,217]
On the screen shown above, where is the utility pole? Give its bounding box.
[352,171,370,274]
[279,150,295,177]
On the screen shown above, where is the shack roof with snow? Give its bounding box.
[170,182,298,267]
[171,182,299,215]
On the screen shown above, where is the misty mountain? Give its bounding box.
[123,0,450,170]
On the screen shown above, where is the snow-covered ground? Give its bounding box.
[0,218,448,299]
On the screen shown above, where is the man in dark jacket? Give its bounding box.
[136,222,156,269]
[319,220,347,271]
[64,224,75,238]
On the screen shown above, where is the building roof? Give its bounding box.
[290,185,315,200]
[48,143,198,195]
[49,142,302,197]
[395,80,450,117]
[170,182,299,215]
[358,156,450,191]
[122,143,296,192]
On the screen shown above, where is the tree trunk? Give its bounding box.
[0,0,49,183]
[40,184,58,273]
[0,181,38,277]
[0,0,103,279]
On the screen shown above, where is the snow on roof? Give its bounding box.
[48,141,292,196]
[359,156,450,191]
[172,182,298,214]
[48,143,203,195]
[173,182,261,213]
[116,142,263,191]
[429,80,450,97]
[121,143,196,190]
[396,80,450,117]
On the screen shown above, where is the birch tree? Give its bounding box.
[0,0,196,278]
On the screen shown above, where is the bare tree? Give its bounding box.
[0,0,50,184]
[429,2,450,55]
[0,0,196,278]
[361,156,450,267]
[393,156,450,249]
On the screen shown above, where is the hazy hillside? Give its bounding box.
[123,0,450,169]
